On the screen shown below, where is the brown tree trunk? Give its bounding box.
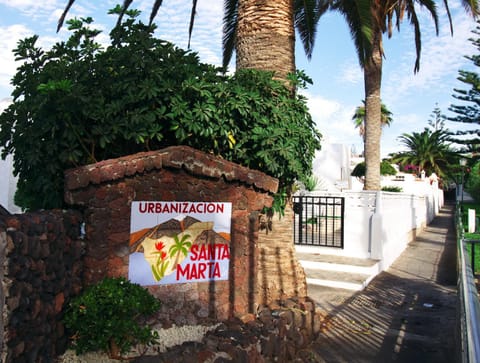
[363,27,383,191]
[235,0,295,82]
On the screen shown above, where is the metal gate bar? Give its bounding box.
[293,195,345,248]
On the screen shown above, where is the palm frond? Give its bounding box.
[188,0,198,48]
[149,0,165,26]
[462,0,480,18]
[334,0,373,67]
[115,0,134,28]
[294,0,324,59]
[405,0,438,73]
[222,0,238,69]
[441,0,453,34]
[57,0,76,32]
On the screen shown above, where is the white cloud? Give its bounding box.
[152,1,224,66]
[0,24,33,94]
[337,60,363,84]
[0,0,60,21]
[383,13,476,104]
[0,97,12,113]
[303,91,361,146]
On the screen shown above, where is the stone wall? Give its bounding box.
[0,210,84,363]
[64,146,308,325]
[144,297,321,362]
[0,146,311,362]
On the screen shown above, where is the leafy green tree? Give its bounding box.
[390,128,459,179]
[0,11,321,210]
[428,103,446,131]
[449,21,480,151]
[466,161,480,202]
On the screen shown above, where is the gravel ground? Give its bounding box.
[56,324,220,362]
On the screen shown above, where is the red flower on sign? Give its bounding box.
[151,241,170,281]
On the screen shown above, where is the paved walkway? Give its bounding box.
[307,203,458,363]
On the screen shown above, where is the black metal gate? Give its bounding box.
[293,195,345,248]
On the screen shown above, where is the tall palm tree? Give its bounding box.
[361,0,438,190]
[225,0,295,80]
[353,0,478,190]
[390,128,459,178]
[222,0,328,81]
[352,100,393,142]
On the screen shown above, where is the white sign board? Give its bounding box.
[129,201,231,286]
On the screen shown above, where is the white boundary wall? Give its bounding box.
[296,182,444,272]
[0,153,21,213]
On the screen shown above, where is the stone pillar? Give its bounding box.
[65,146,298,323]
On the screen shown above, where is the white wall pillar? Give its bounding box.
[370,191,384,261]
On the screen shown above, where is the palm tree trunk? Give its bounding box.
[235,0,295,81]
[363,27,383,191]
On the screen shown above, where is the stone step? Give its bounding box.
[296,252,381,291]
[304,268,375,291]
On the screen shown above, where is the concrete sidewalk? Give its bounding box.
[307,203,458,363]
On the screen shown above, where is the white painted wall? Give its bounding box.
[295,184,444,271]
[0,99,21,213]
[311,143,352,191]
[0,152,21,213]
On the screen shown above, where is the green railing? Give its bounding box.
[456,204,480,363]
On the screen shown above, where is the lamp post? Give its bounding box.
[460,158,467,207]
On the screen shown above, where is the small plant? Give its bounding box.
[64,277,161,358]
[351,161,397,178]
[302,174,319,191]
[382,186,403,192]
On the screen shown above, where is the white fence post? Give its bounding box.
[370,191,383,261]
[469,209,476,234]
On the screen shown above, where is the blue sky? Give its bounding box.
[0,0,478,157]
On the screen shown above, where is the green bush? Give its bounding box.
[351,160,397,178]
[0,9,321,210]
[466,162,480,203]
[382,186,403,192]
[64,277,161,357]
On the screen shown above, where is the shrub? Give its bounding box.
[382,186,403,192]
[63,277,160,358]
[351,160,397,178]
[466,162,480,203]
